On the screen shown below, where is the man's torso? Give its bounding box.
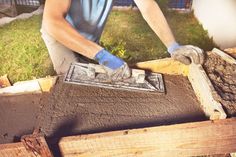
[66,0,114,42]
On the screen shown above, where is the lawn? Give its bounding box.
[0,15,54,83]
[0,4,216,83]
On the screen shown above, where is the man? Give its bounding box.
[41,0,204,81]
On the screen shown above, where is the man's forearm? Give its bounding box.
[134,0,176,48]
[43,16,102,59]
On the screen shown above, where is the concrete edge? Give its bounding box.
[0,5,44,27]
[112,6,139,11]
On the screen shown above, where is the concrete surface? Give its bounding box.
[0,75,206,146]
[0,74,208,156]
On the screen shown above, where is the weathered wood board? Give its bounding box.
[59,118,236,157]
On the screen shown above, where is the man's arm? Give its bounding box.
[43,0,131,81]
[43,0,102,58]
[134,0,204,65]
[133,0,176,48]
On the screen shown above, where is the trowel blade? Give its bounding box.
[64,63,165,93]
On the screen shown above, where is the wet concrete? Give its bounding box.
[0,75,206,147]
[203,52,236,116]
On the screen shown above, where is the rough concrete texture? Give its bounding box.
[0,75,206,146]
[204,52,236,116]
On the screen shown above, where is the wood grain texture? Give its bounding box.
[59,118,236,157]
[0,75,11,88]
[212,48,236,65]
[0,136,53,157]
[0,143,34,157]
[224,47,236,59]
[136,58,189,76]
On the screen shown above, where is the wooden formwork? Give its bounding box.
[0,142,36,157]
[59,118,236,157]
[224,47,236,59]
[0,132,53,157]
[0,76,58,95]
[0,75,11,88]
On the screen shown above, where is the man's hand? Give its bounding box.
[168,43,204,65]
[95,49,131,81]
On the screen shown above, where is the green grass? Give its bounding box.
[0,4,216,83]
[0,15,55,83]
[101,10,168,64]
[101,10,216,64]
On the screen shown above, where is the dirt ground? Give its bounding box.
[203,52,236,116]
[0,75,206,155]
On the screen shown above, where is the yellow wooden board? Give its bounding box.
[0,142,35,157]
[0,75,11,88]
[136,58,189,76]
[37,76,58,92]
[0,136,53,157]
[224,47,236,59]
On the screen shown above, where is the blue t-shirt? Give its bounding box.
[66,0,113,43]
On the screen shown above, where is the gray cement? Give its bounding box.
[0,75,206,145]
[203,52,236,116]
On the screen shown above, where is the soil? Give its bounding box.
[203,52,236,116]
[0,75,206,155]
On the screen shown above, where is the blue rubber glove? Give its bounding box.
[95,49,131,81]
[168,42,204,65]
[95,49,125,70]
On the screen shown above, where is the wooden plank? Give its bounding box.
[37,76,58,92]
[0,142,34,157]
[0,76,57,95]
[0,80,42,96]
[212,48,236,64]
[0,136,53,157]
[21,132,53,157]
[231,153,236,157]
[188,64,227,120]
[59,118,236,157]
[224,47,236,59]
[135,58,189,76]
[0,75,11,88]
